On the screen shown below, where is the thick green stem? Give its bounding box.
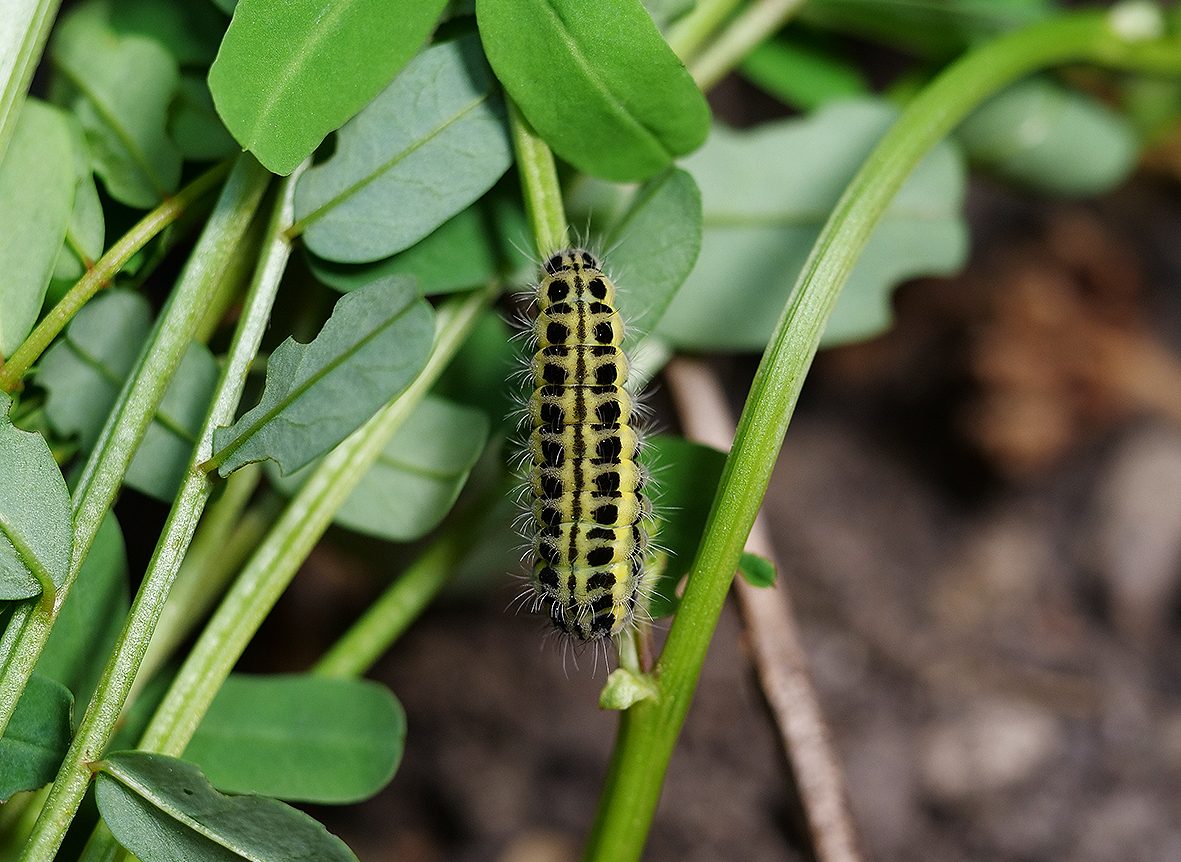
[16,157,278,862]
[0,156,267,743]
[584,10,1181,862]
[507,98,568,257]
[0,159,232,391]
[133,285,495,758]
[0,0,60,163]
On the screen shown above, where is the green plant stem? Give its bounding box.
[0,155,267,743]
[16,156,278,862]
[507,97,568,257]
[312,489,499,679]
[0,159,232,391]
[583,10,1181,862]
[665,0,744,62]
[132,284,495,761]
[0,0,60,163]
[689,0,807,91]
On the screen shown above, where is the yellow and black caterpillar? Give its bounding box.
[524,248,648,641]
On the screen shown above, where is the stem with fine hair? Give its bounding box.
[507,97,568,257]
[0,155,268,742]
[583,10,1181,861]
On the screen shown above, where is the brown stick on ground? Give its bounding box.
[664,356,863,862]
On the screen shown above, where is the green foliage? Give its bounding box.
[737,551,776,588]
[96,751,358,861]
[49,0,182,208]
[294,35,512,264]
[476,0,711,180]
[35,514,128,712]
[740,36,870,111]
[658,99,967,350]
[211,276,435,476]
[271,395,490,542]
[51,116,105,284]
[183,674,405,804]
[957,76,1139,196]
[36,290,221,502]
[0,675,72,802]
[0,98,75,356]
[0,394,72,601]
[209,0,448,175]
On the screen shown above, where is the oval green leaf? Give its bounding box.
[294,34,512,264]
[0,98,76,356]
[601,168,703,350]
[36,514,129,712]
[0,394,73,601]
[183,674,405,804]
[96,751,358,862]
[208,0,448,175]
[476,0,710,181]
[49,0,182,208]
[737,551,776,588]
[271,395,489,542]
[0,674,73,802]
[210,275,435,477]
[52,116,106,284]
[657,99,968,350]
[957,76,1138,197]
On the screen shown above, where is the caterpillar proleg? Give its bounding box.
[522,248,649,642]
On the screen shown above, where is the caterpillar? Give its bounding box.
[522,247,649,642]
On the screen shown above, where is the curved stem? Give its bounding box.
[584,10,1181,861]
[688,0,807,90]
[0,159,232,392]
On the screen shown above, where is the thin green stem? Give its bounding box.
[16,156,277,862]
[688,0,807,91]
[665,0,744,63]
[133,285,495,759]
[507,98,568,257]
[312,490,498,679]
[0,159,232,392]
[584,10,1181,862]
[0,156,264,736]
[0,0,61,163]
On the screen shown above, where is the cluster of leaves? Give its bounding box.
[1,0,1175,859]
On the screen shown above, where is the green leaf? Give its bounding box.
[49,0,182,208]
[294,34,512,264]
[0,674,73,802]
[184,674,405,804]
[308,204,500,295]
[169,75,238,163]
[643,434,727,617]
[208,0,448,175]
[0,98,76,356]
[737,551,776,588]
[36,289,221,501]
[657,100,968,350]
[52,116,106,283]
[271,395,489,542]
[602,168,703,350]
[96,751,358,861]
[476,0,710,181]
[740,36,870,112]
[36,514,129,712]
[0,394,73,601]
[433,310,517,423]
[956,77,1139,197]
[211,276,435,477]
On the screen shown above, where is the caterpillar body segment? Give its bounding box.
[522,248,649,642]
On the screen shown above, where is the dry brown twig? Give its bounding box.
[664,357,863,862]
